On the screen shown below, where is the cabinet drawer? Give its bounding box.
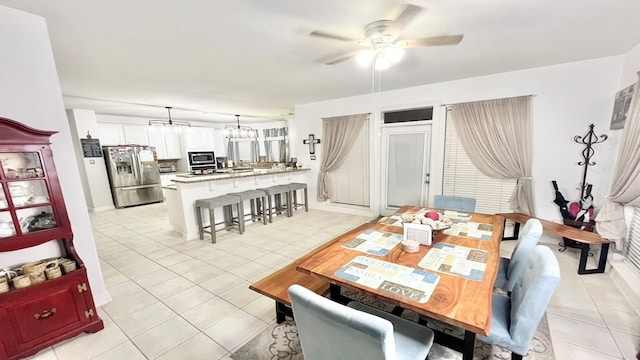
[2,280,89,351]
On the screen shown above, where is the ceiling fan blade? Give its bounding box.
[386,4,423,37]
[309,30,360,43]
[320,50,362,65]
[403,34,464,47]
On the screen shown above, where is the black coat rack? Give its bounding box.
[574,124,607,199]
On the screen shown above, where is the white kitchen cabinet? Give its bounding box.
[183,127,216,151]
[213,128,226,156]
[97,124,125,145]
[164,131,182,158]
[200,128,216,150]
[148,129,182,159]
[122,125,149,145]
[160,174,177,199]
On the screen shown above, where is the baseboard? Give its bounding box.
[92,289,113,308]
[609,257,640,316]
[313,202,376,218]
[89,205,116,212]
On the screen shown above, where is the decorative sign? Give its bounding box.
[403,222,432,245]
[81,138,102,158]
[303,134,321,154]
[610,83,634,130]
[335,256,440,303]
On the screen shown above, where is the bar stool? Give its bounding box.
[228,189,268,231]
[286,182,308,213]
[194,195,242,243]
[256,185,292,223]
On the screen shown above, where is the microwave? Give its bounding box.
[188,151,215,166]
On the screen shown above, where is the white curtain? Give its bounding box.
[596,74,640,247]
[317,113,369,201]
[606,76,640,205]
[451,96,535,215]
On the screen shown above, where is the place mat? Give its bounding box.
[442,210,473,221]
[341,229,403,256]
[335,255,440,303]
[442,221,494,240]
[418,243,488,281]
[378,214,405,227]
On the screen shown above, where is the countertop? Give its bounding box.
[170,167,310,184]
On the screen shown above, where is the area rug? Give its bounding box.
[231,290,555,360]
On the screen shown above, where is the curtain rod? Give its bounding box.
[441,94,536,109]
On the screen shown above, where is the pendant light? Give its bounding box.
[148,107,191,128]
[224,115,258,138]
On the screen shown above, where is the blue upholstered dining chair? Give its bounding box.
[494,218,544,293]
[478,245,560,360]
[288,284,434,360]
[433,195,476,213]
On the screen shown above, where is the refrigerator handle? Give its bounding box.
[131,150,141,184]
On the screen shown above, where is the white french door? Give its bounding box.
[381,125,432,215]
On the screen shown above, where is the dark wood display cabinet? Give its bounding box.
[0,117,103,359]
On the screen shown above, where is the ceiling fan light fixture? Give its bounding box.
[356,50,376,67]
[374,55,391,70]
[383,46,404,64]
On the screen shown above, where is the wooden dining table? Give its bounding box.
[296,205,505,360]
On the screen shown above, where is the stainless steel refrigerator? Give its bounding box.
[103,145,163,208]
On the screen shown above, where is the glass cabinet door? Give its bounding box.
[0,183,7,209]
[0,152,45,179]
[0,182,15,237]
[0,151,57,237]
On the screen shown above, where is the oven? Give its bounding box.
[188,151,215,166]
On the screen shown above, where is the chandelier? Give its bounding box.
[356,38,405,70]
[148,107,191,128]
[224,115,258,138]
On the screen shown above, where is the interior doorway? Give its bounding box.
[380,124,432,215]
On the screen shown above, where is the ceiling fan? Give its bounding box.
[310,4,463,70]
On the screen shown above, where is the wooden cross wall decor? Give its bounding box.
[303,134,321,154]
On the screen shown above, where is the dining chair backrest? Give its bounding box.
[510,245,560,354]
[433,195,476,213]
[504,218,544,292]
[288,284,394,360]
[481,246,560,357]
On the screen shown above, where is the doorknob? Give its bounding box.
[425,173,430,184]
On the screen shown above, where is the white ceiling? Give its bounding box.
[2,0,640,124]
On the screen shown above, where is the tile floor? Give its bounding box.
[25,203,640,360]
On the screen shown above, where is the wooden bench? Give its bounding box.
[498,212,612,275]
[249,238,338,323]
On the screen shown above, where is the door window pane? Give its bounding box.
[387,133,425,208]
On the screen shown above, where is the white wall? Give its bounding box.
[0,6,110,306]
[295,55,625,222]
[67,109,115,212]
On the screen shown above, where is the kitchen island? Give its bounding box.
[165,168,310,240]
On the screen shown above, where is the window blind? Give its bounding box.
[627,206,640,273]
[442,111,517,214]
[327,120,370,206]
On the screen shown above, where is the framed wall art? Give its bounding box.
[610,83,635,130]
